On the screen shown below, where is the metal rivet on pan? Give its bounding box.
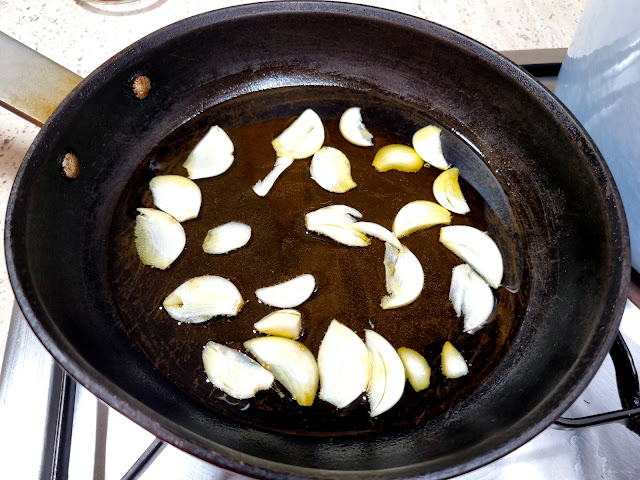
[61,152,79,179]
[132,75,151,100]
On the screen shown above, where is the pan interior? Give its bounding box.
[108,85,527,437]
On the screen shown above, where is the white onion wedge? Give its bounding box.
[318,320,372,409]
[372,144,423,172]
[254,309,302,339]
[392,200,452,238]
[450,264,495,334]
[202,221,251,255]
[440,226,503,289]
[397,347,431,392]
[183,126,234,180]
[149,175,202,222]
[305,205,370,247]
[353,221,402,250]
[381,243,425,310]
[339,107,373,147]
[202,342,274,399]
[252,157,294,197]
[163,275,244,323]
[433,168,470,214]
[365,330,405,417]
[412,125,449,170]
[272,109,324,159]
[255,274,316,308]
[134,208,186,270]
[244,337,319,406]
[441,341,468,378]
[310,146,357,193]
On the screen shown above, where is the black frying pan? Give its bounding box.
[4,2,630,479]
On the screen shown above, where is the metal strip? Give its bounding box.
[120,438,167,480]
[0,31,82,126]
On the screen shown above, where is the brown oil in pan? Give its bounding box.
[109,86,527,437]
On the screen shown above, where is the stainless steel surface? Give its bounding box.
[0,31,82,126]
[0,304,67,479]
[2,303,640,479]
[501,48,567,91]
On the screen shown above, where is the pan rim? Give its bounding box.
[4,1,630,479]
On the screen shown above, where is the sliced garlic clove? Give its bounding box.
[163,275,244,323]
[307,224,371,247]
[149,175,202,222]
[381,243,425,310]
[253,309,302,339]
[202,221,251,255]
[412,125,449,170]
[202,341,274,399]
[441,341,468,378]
[183,126,234,180]
[365,330,405,417]
[339,107,373,147]
[252,156,294,197]
[318,320,372,409]
[255,274,316,308]
[305,205,370,247]
[397,347,431,392]
[392,200,452,238]
[433,167,470,214]
[372,144,423,173]
[308,203,364,219]
[244,337,319,406]
[353,221,402,250]
[440,225,503,288]
[310,146,357,193]
[272,109,325,159]
[450,264,495,334]
[134,208,186,270]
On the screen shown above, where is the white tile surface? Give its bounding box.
[0,0,585,369]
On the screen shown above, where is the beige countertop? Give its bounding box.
[0,0,585,368]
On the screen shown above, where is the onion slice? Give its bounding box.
[149,175,202,222]
[318,320,372,409]
[244,336,319,406]
[202,221,251,255]
[255,274,316,308]
[381,243,425,310]
[397,347,431,392]
[439,225,503,289]
[163,275,244,323]
[253,309,302,339]
[353,221,402,250]
[412,125,449,170]
[433,167,470,214]
[305,205,370,247]
[202,341,274,399]
[372,144,423,172]
[252,157,294,197]
[392,200,452,238]
[272,109,324,159]
[310,146,357,193]
[134,208,186,270]
[183,126,234,180]
[339,107,373,147]
[450,264,495,334]
[365,330,405,417]
[441,341,468,378]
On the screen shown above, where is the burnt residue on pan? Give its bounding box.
[108,86,528,437]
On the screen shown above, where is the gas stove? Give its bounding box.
[1,301,639,480]
[1,53,640,480]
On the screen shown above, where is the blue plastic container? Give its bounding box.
[555,0,640,271]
